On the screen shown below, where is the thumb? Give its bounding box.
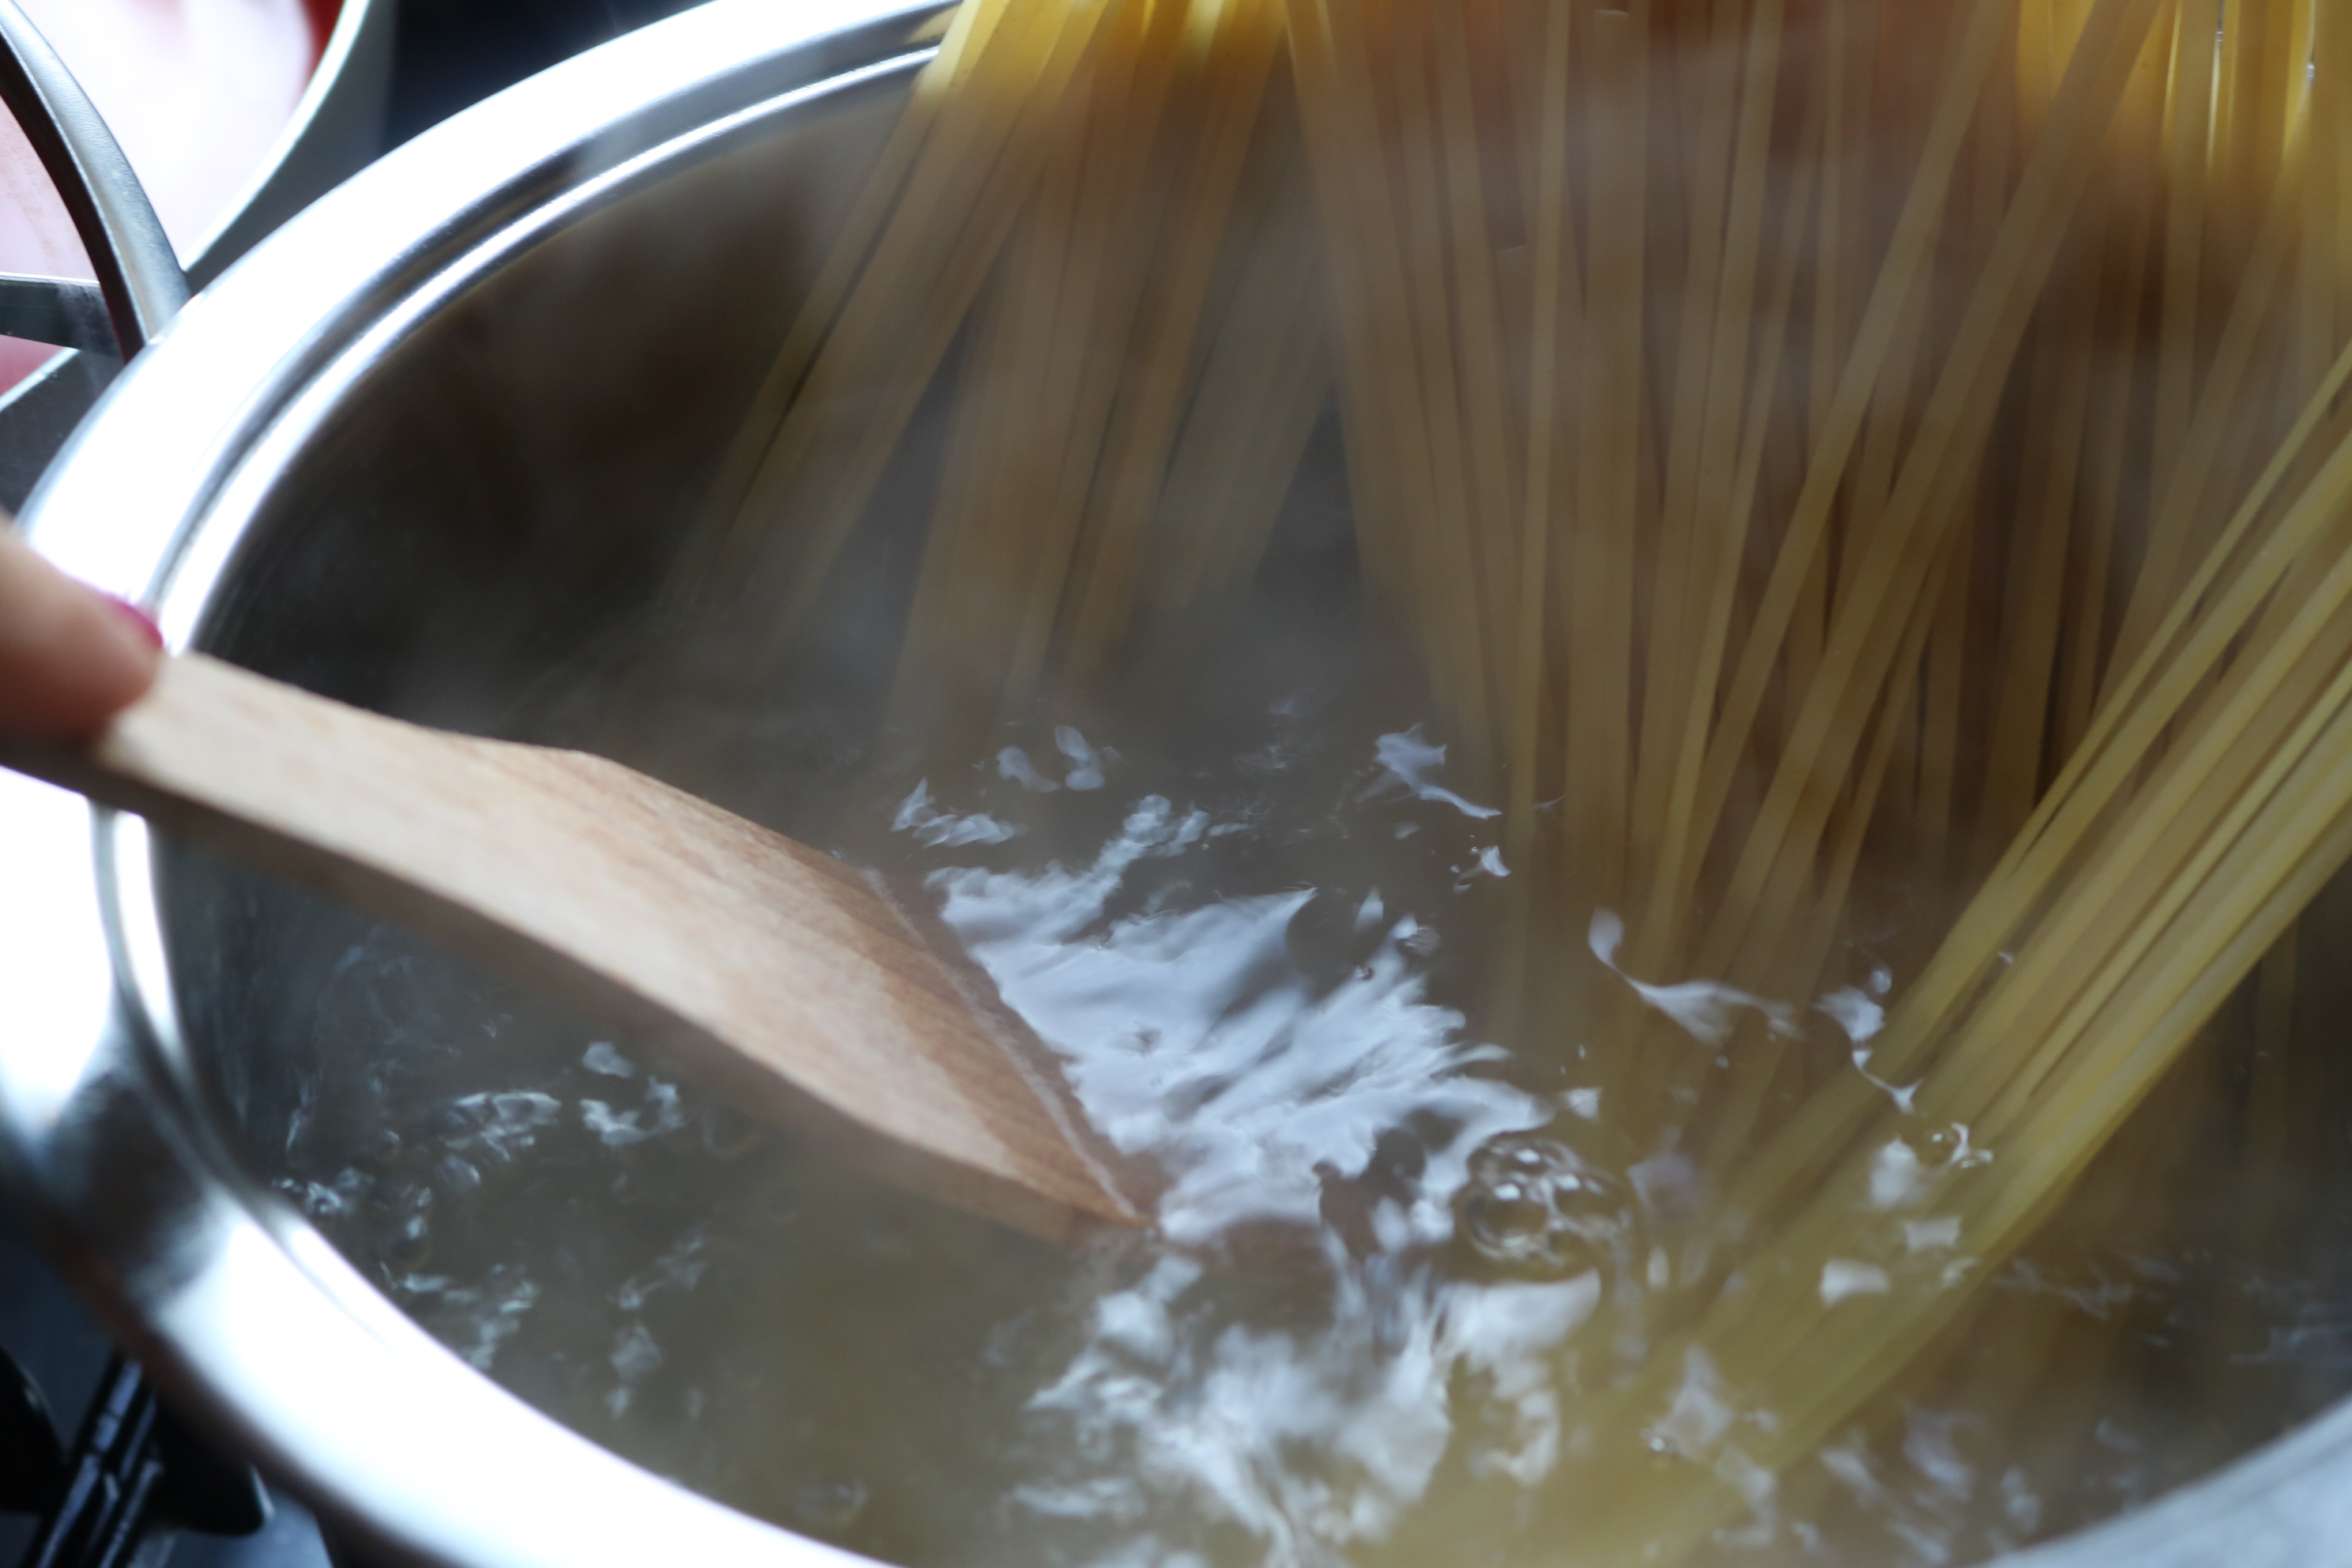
[0,524,164,742]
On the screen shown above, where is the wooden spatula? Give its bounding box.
[1,654,1143,1243]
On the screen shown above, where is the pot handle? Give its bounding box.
[0,0,187,360]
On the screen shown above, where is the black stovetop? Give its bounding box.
[0,4,707,1563]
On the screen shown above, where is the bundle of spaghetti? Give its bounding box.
[1261,0,2352,1551]
[1790,0,2339,1179]
[1272,0,2181,1163]
[1277,0,1831,1043]
[1281,0,1524,791]
[674,0,1120,642]
[1532,320,2352,1566]
[1666,0,2184,1171]
[884,0,1216,735]
[1092,82,1332,690]
[888,0,1318,744]
[1055,47,1317,692]
[668,0,2352,1554]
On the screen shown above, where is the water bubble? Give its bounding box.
[1457,1133,1639,1280]
[1895,1115,1987,1170]
[1868,1118,1989,1209]
[1907,1121,1962,1163]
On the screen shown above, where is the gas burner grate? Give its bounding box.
[0,1351,267,1568]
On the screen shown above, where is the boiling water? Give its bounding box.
[258,625,2352,1568]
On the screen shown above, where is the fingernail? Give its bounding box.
[103,594,164,650]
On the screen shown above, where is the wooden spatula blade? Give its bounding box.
[10,654,1143,1243]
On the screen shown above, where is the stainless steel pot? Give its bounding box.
[4,1,2352,1564]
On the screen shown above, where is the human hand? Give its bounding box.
[0,524,161,741]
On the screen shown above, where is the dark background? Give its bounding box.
[389,0,709,146]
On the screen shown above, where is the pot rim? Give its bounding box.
[6,0,2351,1563]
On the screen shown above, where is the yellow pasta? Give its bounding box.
[671,0,2352,1557]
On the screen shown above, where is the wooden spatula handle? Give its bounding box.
[2,654,1140,1241]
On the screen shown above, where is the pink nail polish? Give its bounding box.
[103,594,164,650]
